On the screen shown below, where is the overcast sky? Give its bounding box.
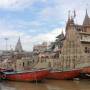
[0,0,89,51]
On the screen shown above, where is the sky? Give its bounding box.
[0,0,89,51]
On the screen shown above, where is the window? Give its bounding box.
[85,47,88,53]
[23,62,24,67]
[77,28,81,32]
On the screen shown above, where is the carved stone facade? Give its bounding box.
[59,17,88,71]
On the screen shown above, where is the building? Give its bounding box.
[75,10,90,52]
[15,37,23,53]
[60,17,87,70]
[75,10,90,64]
[33,42,48,54]
[0,37,34,70]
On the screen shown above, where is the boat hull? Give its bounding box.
[5,69,49,82]
[82,67,90,74]
[80,67,90,79]
[47,69,80,80]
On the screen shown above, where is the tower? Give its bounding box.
[59,17,88,70]
[15,37,23,53]
[83,9,90,26]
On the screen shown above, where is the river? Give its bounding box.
[0,79,90,90]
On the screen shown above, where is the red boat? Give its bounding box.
[47,69,80,80]
[4,69,49,81]
[82,67,90,74]
[79,67,90,79]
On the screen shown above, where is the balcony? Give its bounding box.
[80,38,90,43]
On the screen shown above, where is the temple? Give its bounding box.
[15,37,23,53]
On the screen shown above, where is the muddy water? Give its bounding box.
[0,79,90,90]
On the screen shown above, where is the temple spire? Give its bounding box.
[15,37,23,53]
[66,11,74,30]
[83,9,90,26]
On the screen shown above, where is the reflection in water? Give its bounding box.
[0,80,90,90]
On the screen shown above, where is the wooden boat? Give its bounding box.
[4,69,49,81]
[47,69,80,80]
[79,67,90,79]
[81,67,90,74]
[79,73,90,79]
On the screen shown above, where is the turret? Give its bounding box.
[66,11,75,31]
[15,37,23,53]
[83,9,90,26]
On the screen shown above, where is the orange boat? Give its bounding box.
[4,69,49,81]
[47,69,80,80]
[79,67,90,79]
[81,67,90,74]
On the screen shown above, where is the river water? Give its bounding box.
[0,79,90,90]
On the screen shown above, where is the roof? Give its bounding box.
[56,33,65,41]
[83,10,90,26]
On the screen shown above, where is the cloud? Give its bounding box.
[0,17,63,51]
[0,0,48,10]
[0,29,24,51]
[0,20,24,38]
[0,30,24,37]
[0,0,34,10]
[0,17,44,35]
[38,6,64,23]
[22,27,64,51]
[0,0,90,51]
[38,0,90,24]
